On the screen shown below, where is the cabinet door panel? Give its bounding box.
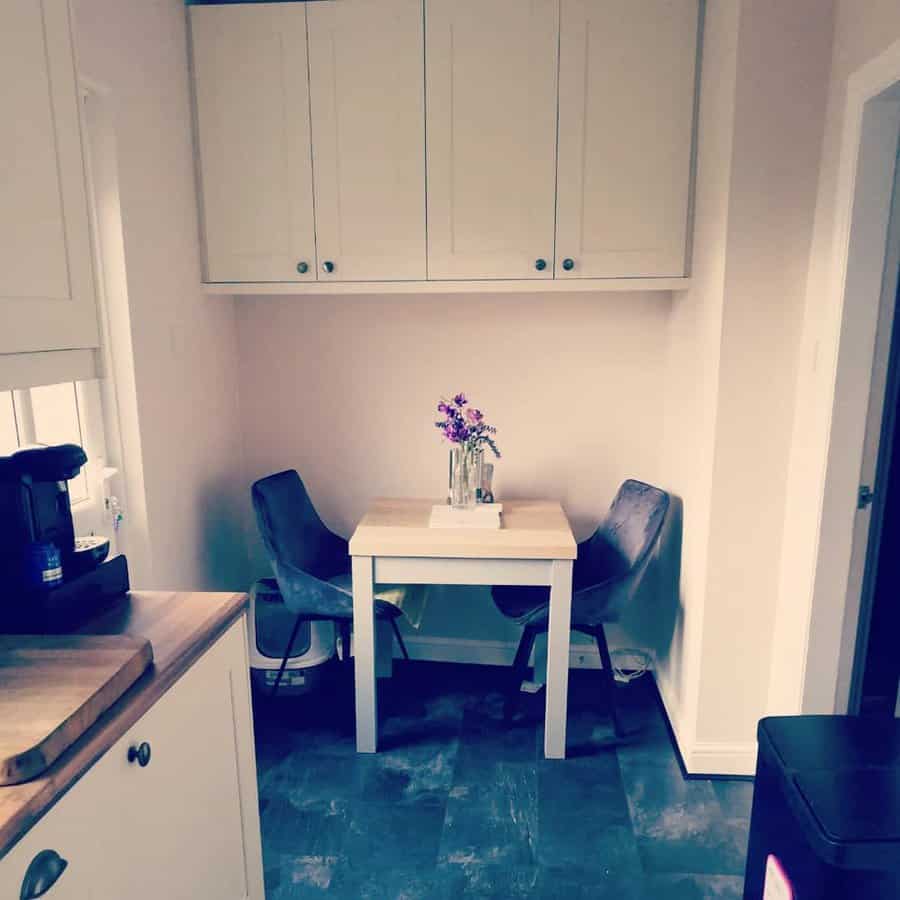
[0,0,99,354]
[425,0,559,280]
[308,0,426,281]
[0,772,103,899]
[191,4,316,283]
[556,0,699,278]
[102,624,252,900]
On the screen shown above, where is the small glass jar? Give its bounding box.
[481,462,495,504]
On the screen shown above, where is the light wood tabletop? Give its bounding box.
[348,498,577,560]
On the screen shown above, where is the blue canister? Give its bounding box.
[25,542,64,589]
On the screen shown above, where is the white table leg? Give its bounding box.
[352,555,377,753]
[545,558,573,759]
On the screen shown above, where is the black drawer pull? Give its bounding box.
[127,741,151,767]
[20,849,67,900]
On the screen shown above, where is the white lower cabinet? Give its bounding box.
[0,779,102,899]
[0,619,263,900]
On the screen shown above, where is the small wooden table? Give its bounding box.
[348,499,577,759]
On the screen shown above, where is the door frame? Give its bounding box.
[788,38,900,716]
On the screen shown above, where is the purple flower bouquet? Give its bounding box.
[435,393,500,506]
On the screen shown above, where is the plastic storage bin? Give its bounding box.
[247,578,335,694]
[744,716,900,899]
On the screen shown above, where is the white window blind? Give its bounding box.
[0,348,102,393]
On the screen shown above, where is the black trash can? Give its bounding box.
[743,716,900,899]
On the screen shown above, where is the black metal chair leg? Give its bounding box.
[390,617,410,660]
[593,624,625,737]
[338,620,352,662]
[271,612,306,697]
[505,624,538,721]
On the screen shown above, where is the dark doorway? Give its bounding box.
[857,270,900,717]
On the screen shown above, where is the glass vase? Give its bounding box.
[449,445,482,508]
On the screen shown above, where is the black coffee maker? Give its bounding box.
[0,444,85,583]
[0,444,126,631]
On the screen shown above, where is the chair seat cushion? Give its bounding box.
[491,577,627,628]
[491,585,550,626]
[327,574,427,627]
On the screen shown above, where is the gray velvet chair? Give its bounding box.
[252,470,409,694]
[491,479,670,735]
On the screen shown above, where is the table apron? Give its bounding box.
[370,556,555,586]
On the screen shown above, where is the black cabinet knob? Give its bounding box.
[296,261,309,275]
[20,849,68,899]
[535,258,547,271]
[562,258,575,271]
[322,260,335,274]
[127,741,151,768]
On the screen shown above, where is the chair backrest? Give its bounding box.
[603,479,670,573]
[251,470,336,578]
[575,479,669,592]
[573,479,670,624]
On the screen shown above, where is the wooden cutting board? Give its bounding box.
[0,635,153,785]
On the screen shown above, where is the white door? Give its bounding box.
[555,0,699,278]
[425,0,559,280]
[307,0,426,281]
[191,4,316,283]
[102,627,251,900]
[0,0,99,354]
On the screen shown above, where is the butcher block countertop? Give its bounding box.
[0,590,248,860]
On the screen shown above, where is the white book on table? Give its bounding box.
[429,503,503,529]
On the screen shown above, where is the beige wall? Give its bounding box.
[658,0,834,771]
[235,292,669,655]
[772,1,900,716]
[655,0,740,753]
[73,0,249,591]
[697,0,834,746]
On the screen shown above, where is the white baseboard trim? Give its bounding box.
[653,665,757,777]
[686,741,757,777]
[652,666,692,766]
[400,634,604,669]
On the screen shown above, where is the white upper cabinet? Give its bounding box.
[425,0,560,280]
[555,0,699,279]
[307,0,426,282]
[191,3,316,283]
[0,0,99,354]
[189,0,700,291]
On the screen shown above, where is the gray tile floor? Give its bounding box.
[253,661,753,899]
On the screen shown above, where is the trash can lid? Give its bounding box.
[759,716,900,773]
[792,768,900,869]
